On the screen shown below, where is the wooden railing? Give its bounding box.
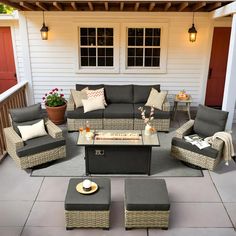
[0,81,28,161]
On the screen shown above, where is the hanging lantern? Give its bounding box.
[188,13,197,42]
[40,11,49,40]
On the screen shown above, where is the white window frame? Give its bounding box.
[121,23,168,74]
[75,23,119,74]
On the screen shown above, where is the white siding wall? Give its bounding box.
[22,12,231,109]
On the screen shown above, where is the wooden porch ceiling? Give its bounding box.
[0,0,233,12]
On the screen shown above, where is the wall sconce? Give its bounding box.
[188,12,197,42]
[40,11,49,40]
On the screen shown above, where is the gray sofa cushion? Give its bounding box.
[65,178,111,211]
[67,107,104,119]
[16,135,65,157]
[134,104,170,119]
[125,179,170,211]
[133,85,160,103]
[103,104,134,119]
[10,103,43,123]
[193,105,228,138]
[172,137,219,159]
[104,85,133,104]
[76,84,104,91]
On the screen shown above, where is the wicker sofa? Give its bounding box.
[67,84,171,132]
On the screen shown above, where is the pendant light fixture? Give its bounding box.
[188,12,197,42]
[40,11,49,40]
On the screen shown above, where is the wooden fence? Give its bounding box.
[0,81,28,161]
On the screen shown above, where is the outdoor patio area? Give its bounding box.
[0,112,235,236]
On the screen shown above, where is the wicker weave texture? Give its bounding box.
[103,119,134,130]
[171,145,221,171]
[134,119,170,132]
[125,209,169,229]
[67,118,103,131]
[65,210,110,228]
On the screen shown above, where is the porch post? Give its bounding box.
[18,12,34,105]
[222,14,236,130]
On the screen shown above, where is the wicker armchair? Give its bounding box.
[4,104,66,169]
[171,105,228,171]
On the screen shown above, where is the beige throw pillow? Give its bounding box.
[18,119,47,141]
[71,87,88,108]
[82,96,105,113]
[145,88,167,110]
[86,88,107,106]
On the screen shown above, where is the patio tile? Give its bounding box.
[169,203,232,228]
[26,202,65,227]
[209,160,236,202]
[165,176,221,202]
[0,201,33,227]
[37,177,70,201]
[111,178,124,202]
[0,157,43,201]
[0,227,22,236]
[224,203,236,228]
[149,228,236,236]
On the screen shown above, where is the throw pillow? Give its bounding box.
[86,88,107,106]
[17,119,48,141]
[82,97,105,113]
[145,88,167,110]
[71,87,88,108]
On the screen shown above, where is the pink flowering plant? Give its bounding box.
[138,106,155,125]
[42,88,66,107]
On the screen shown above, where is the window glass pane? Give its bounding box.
[98,48,105,56]
[136,28,143,36]
[128,48,135,57]
[106,48,113,57]
[106,28,113,37]
[81,57,88,66]
[128,37,135,46]
[153,48,160,57]
[136,48,143,57]
[145,48,152,57]
[81,48,88,56]
[98,57,105,66]
[136,57,143,66]
[145,37,152,46]
[154,28,161,37]
[145,57,152,67]
[153,57,160,67]
[106,57,113,66]
[106,37,113,46]
[88,37,96,46]
[89,48,96,57]
[145,28,153,37]
[98,37,105,46]
[135,37,143,46]
[80,37,88,46]
[88,28,96,36]
[80,28,87,36]
[98,28,105,36]
[153,37,160,46]
[89,57,96,66]
[128,57,134,66]
[128,28,135,36]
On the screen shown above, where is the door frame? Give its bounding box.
[0,22,20,85]
[200,19,232,106]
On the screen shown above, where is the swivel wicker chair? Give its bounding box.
[4,103,66,169]
[171,105,228,171]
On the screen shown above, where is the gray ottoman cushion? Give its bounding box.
[65,178,111,211]
[125,179,170,211]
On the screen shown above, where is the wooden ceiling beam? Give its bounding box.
[178,2,188,11]
[134,2,140,11]
[104,2,108,11]
[71,2,77,10]
[120,2,124,11]
[164,2,171,11]
[207,2,222,11]
[53,1,63,10]
[0,0,24,10]
[35,2,48,11]
[192,2,206,11]
[149,2,155,11]
[20,1,37,10]
[88,2,94,11]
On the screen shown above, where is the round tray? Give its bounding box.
[76,181,98,195]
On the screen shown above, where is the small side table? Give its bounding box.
[172,96,192,120]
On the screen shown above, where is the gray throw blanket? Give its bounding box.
[205,132,235,164]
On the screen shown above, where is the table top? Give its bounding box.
[77,130,160,147]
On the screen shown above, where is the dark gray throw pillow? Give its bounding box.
[10,103,43,123]
[75,84,104,91]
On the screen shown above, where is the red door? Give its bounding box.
[0,27,17,94]
[205,27,231,107]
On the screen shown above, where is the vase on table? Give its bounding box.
[144,123,152,136]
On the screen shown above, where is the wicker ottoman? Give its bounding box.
[65,178,111,230]
[125,179,170,229]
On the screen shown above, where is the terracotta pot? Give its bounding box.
[45,103,67,125]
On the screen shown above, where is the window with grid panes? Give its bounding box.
[80,27,114,67]
[127,28,161,68]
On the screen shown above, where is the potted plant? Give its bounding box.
[42,88,67,125]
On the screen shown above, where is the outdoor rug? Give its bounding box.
[31,130,203,177]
